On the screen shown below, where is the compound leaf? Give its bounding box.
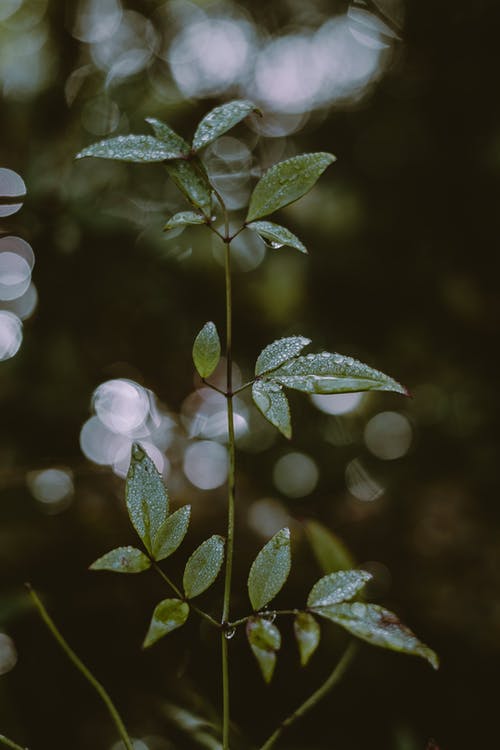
[248,528,291,611]
[126,444,168,553]
[76,135,183,162]
[145,117,191,156]
[143,598,190,648]
[152,505,191,562]
[294,612,320,666]
[164,211,206,231]
[247,221,307,254]
[183,535,225,599]
[165,157,212,216]
[307,570,372,608]
[193,100,260,151]
[192,322,221,378]
[255,335,311,376]
[90,546,151,574]
[246,617,281,683]
[252,380,291,439]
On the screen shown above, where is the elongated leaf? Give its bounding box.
[183,535,225,599]
[153,505,191,562]
[248,528,291,611]
[126,444,168,553]
[252,380,291,439]
[193,100,260,151]
[247,221,307,254]
[304,519,356,573]
[314,602,439,669]
[143,598,190,648]
[90,546,151,574]
[192,322,221,378]
[165,157,212,216]
[164,211,206,231]
[270,352,407,396]
[145,117,191,155]
[294,612,320,666]
[246,153,336,222]
[246,617,281,683]
[307,570,372,608]
[76,135,184,162]
[255,335,311,376]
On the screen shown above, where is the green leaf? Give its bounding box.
[152,505,191,562]
[314,602,439,669]
[294,612,320,666]
[126,444,168,553]
[145,117,191,156]
[183,535,225,599]
[246,617,281,683]
[303,519,356,573]
[165,157,212,216]
[246,153,336,222]
[247,221,307,254]
[307,570,372,608]
[192,322,221,378]
[248,528,291,611]
[164,211,206,231]
[270,352,408,396]
[143,598,190,648]
[252,380,291,439]
[255,335,311,376]
[192,100,260,151]
[89,546,151,574]
[76,135,184,162]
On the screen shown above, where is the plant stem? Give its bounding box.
[152,563,219,628]
[26,584,134,750]
[258,642,358,750]
[0,735,27,750]
[228,609,302,629]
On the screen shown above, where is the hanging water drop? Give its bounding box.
[270,241,284,249]
[224,627,236,640]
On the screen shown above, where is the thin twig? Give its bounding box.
[0,735,28,750]
[152,563,220,628]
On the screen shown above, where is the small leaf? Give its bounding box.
[164,211,206,231]
[165,157,212,216]
[192,100,260,151]
[252,380,291,439]
[303,519,356,573]
[294,612,320,666]
[246,617,281,683]
[76,135,184,162]
[270,352,407,396]
[192,322,221,378]
[90,546,151,574]
[126,444,168,553]
[255,335,311,376]
[247,221,307,254]
[153,505,191,562]
[145,117,191,155]
[307,570,372,608]
[183,535,225,599]
[314,602,439,669]
[143,598,190,648]
[248,528,291,611]
[246,153,336,222]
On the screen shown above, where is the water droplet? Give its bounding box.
[224,627,236,640]
[270,241,284,249]
[260,610,277,623]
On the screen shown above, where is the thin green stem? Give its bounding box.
[152,563,220,628]
[26,585,134,750]
[227,609,301,629]
[0,734,27,750]
[231,379,255,396]
[258,642,358,750]
[202,378,227,397]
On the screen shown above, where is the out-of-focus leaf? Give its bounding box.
[192,100,260,151]
[89,546,151,574]
[255,336,311,376]
[192,322,221,378]
[76,135,183,162]
[164,211,206,231]
[303,519,356,573]
[246,617,281,683]
[165,157,212,216]
[248,528,291,611]
[145,117,191,155]
[294,612,320,666]
[143,598,189,648]
[314,602,439,669]
[252,380,291,439]
[247,221,307,254]
[126,444,168,553]
[152,505,191,562]
[246,153,336,222]
[307,570,372,608]
[183,535,225,599]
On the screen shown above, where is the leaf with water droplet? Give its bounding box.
[193,322,221,378]
[247,221,307,254]
[307,570,372,608]
[314,602,439,669]
[246,153,336,222]
[192,100,261,151]
[89,546,151,574]
[143,598,190,648]
[303,519,356,573]
[248,528,291,611]
[126,444,168,553]
[145,117,191,155]
[246,617,281,683]
[76,135,184,162]
[252,380,292,439]
[255,336,311,376]
[164,211,206,231]
[152,505,191,562]
[165,157,212,216]
[294,612,320,666]
[183,535,225,599]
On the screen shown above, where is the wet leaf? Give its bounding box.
[145,117,191,155]
[294,612,320,666]
[252,380,291,439]
[314,602,439,669]
[192,100,260,151]
[76,135,183,162]
[303,519,356,573]
[90,546,151,574]
[143,598,189,648]
[192,322,221,378]
[126,444,168,553]
[248,528,291,611]
[247,221,307,254]
[164,211,206,231]
[246,153,336,222]
[165,157,212,216]
[153,505,191,562]
[246,617,281,683]
[307,570,372,608]
[255,335,311,376]
[183,535,225,599]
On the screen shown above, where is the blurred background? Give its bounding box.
[0,0,498,748]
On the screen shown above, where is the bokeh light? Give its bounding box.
[0,168,26,216]
[183,440,228,490]
[27,468,74,513]
[273,452,319,498]
[311,392,364,415]
[0,310,22,361]
[247,497,291,537]
[364,410,412,460]
[345,457,384,502]
[0,633,17,675]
